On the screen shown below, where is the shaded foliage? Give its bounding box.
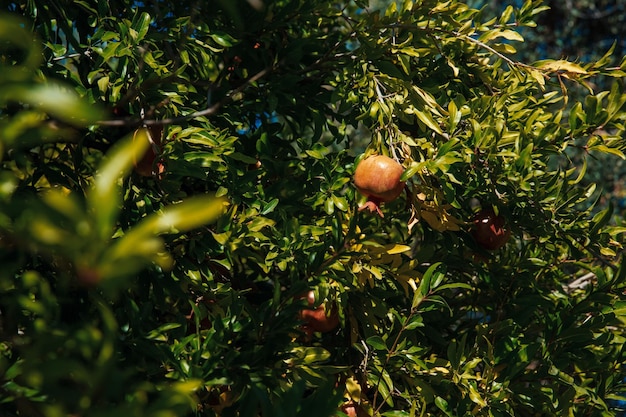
[2,1,626,416]
[470,0,626,213]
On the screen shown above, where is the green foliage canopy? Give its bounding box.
[2,0,626,416]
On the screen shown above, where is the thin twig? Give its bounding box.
[51,52,86,62]
[451,31,529,70]
[96,63,279,128]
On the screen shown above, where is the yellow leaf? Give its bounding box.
[497,29,524,42]
[537,60,588,74]
[443,215,462,231]
[420,211,447,232]
[385,244,411,255]
[479,29,524,43]
[600,247,616,257]
[590,144,626,159]
[528,68,546,89]
[395,274,418,294]
[364,265,383,279]
[345,376,362,401]
[290,346,331,364]
[171,379,203,394]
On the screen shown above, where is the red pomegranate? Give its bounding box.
[133,126,165,177]
[353,155,405,217]
[299,290,339,336]
[338,401,368,417]
[471,208,511,250]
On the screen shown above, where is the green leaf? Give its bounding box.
[414,109,443,135]
[499,5,514,25]
[0,83,105,125]
[367,336,388,351]
[96,195,228,281]
[42,189,86,225]
[210,31,237,47]
[419,262,445,296]
[145,323,182,341]
[130,195,229,237]
[590,205,613,236]
[468,383,487,407]
[230,152,259,164]
[606,80,626,120]
[184,151,225,165]
[536,59,588,75]
[404,315,424,330]
[0,13,42,82]
[87,128,151,242]
[131,12,151,43]
[435,396,453,417]
[411,290,424,311]
[261,198,279,215]
[479,29,524,43]
[433,283,472,293]
[291,347,331,364]
[401,161,426,182]
[589,144,625,159]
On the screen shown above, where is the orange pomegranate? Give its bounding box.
[353,155,405,217]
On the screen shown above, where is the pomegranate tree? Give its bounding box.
[353,155,405,217]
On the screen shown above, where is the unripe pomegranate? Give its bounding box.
[471,208,511,250]
[353,155,405,217]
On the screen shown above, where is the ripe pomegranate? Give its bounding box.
[353,155,405,217]
[338,401,368,417]
[471,208,511,250]
[248,159,262,170]
[133,125,165,177]
[299,290,339,336]
[207,387,235,414]
[186,309,212,334]
[76,267,101,287]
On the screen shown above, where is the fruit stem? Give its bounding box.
[358,198,384,218]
